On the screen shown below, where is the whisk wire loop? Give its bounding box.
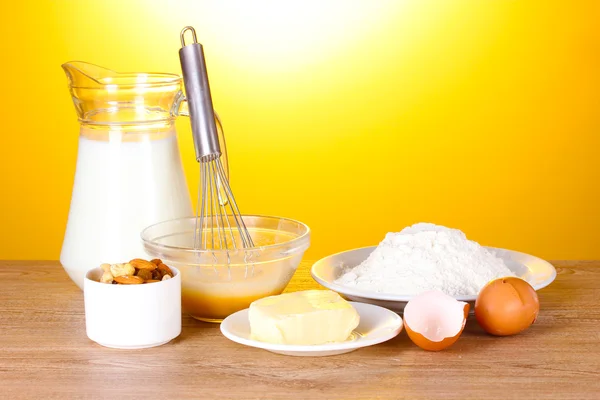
[193,157,254,256]
[215,159,254,248]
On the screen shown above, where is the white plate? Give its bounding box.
[220,302,403,357]
[311,246,557,313]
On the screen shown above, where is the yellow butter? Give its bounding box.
[249,290,360,345]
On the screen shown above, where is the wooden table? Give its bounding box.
[1,261,599,399]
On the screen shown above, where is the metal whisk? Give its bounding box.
[179,26,254,251]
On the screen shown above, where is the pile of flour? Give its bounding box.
[335,223,514,296]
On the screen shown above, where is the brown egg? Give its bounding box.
[475,277,539,336]
[404,291,470,351]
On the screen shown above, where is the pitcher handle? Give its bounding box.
[171,92,229,179]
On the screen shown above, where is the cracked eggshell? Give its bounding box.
[403,291,469,351]
[475,277,539,336]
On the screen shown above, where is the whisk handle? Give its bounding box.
[179,26,221,161]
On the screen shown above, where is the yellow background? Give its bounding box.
[1,0,599,260]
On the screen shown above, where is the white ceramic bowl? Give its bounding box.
[84,266,182,349]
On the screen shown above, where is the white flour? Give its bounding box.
[335,223,515,296]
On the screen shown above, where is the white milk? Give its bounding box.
[60,128,192,289]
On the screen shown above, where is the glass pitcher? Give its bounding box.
[60,61,227,289]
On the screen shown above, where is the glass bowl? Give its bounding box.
[141,215,310,322]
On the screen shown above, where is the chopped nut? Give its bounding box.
[150,259,162,266]
[100,271,114,284]
[110,263,135,277]
[161,274,172,281]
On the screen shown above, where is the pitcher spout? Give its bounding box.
[61,61,183,125]
[62,61,117,89]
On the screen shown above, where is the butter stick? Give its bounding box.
[249,290,360,345]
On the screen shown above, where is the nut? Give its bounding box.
[100,271,114,284]
[110,263,135,277]
[100,263,111,273]
[152,268,163,280]
[157,263,174,278]
[99,259,166,285]
[113,275,144,285]
[129,258,157,271]
[136,269,153,281]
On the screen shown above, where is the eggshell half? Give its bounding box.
[404,291,470,351]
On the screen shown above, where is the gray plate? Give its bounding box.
[311,246,556,313]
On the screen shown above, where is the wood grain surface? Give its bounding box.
[0,260,599,399]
